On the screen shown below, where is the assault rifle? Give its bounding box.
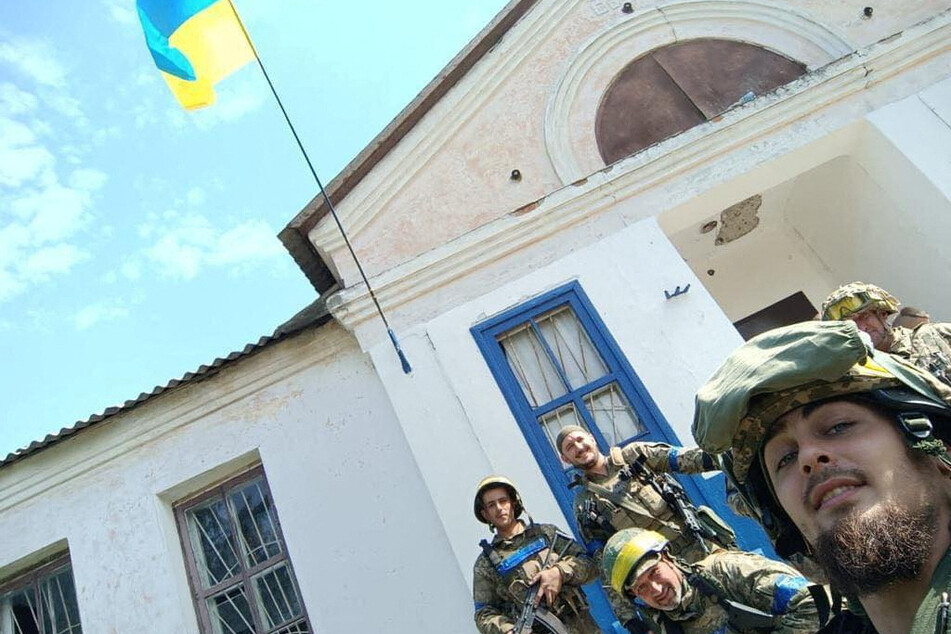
[621,455,722,552]
[512,534,572,634]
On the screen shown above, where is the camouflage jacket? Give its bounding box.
[646,550,822,634]
[472,522,599,634]
[573,443,720,626]
[573,443,717,550]
[890,323,951,387]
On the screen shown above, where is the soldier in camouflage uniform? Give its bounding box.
[600,527,826,634]
[472,476,600,634]
[556,426,733,629]
[693,320,951,634]
[822,281,951,386]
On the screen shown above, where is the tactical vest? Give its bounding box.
[479,524,589,622]
[580,448,720,558]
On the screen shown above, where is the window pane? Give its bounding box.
[251,564,302,630]
[538,402,587,457]
[186,499,242,588]
[228,480,282,568]
[0,585,40,634]
[535,306,608,390]
[39,567,82,634]
[497,323,567,407]
[583,382,644,446]
[272,620,309,634]
[207,586,254,634]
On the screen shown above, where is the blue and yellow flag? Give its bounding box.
[137,0,255,110]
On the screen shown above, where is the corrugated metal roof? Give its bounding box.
[0,298,332,469]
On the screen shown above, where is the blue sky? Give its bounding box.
[0,0,509,456]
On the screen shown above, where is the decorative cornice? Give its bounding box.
[0,324,355,514]
[326,12,951,334]
[544,0,854,183]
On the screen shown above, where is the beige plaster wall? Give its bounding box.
[312,0,951,283]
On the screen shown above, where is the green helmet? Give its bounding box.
[601,528,669,594]
[473,476,524,524]
[693,320,951,558]
[821,282,900,321]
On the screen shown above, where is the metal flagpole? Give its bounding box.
[226,0,411,374]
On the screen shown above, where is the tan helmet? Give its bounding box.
[821,282,900,321]
[473,476,524,524]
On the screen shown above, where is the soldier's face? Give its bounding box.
[848,309,891,350]
[560,431,599,469]
[762,400,941,545]
[629,559,683,611]
[480,488,517,532]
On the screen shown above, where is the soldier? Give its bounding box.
[822,281,951,385]
[693,320,951,634]
[894,306,931,330]
[600,527,828,634]
[556,425,734,629]
[472,476,601,634]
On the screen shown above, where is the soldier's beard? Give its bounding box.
[814,500,938,596]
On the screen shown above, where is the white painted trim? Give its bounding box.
[326,12,951,335]
[0,324,355,514]
[544,0,854,182]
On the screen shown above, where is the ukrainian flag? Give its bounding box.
[137,0,255,110]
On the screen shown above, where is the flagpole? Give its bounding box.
[226,0,412,374]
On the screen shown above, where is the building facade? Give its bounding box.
[3,1,951,632]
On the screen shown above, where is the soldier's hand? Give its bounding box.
[530,567,563,606]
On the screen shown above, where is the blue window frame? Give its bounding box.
[471,282,690,527]
[472,281,771,563]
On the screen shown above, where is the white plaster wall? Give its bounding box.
[363,217,743,582]
[0,324,472,633]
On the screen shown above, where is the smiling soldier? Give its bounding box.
[600,527,825,634]
[693,320,951,634]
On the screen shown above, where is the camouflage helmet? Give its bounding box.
[821,281,900,321]
[693,320,951,557]
[602,528,669,594]
[474,476,524,524]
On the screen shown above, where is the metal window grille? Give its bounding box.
[0,554,83,634]
[175,466,312,634]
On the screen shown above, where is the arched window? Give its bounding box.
[596,39,806,164]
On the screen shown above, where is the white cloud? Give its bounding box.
[0,38,67,87]
[0,82,38,115]
[189,77,267,130]
[102,0,138,26]
[0,145,55,187]
[22,244,88,280]
[69,168,108,192]
[140,212,282,280]
[0,116,37,146]
[209,220,283,266]
[12,184,93,243]
[120,259,142,281]
[185,186,206,206]
[73,298,130,331]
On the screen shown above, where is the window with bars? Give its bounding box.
[471,282,683,522]
[176,467,311,634]
[0,554,83,634]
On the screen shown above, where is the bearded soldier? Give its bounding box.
[693,320,951,634]
[822,281,951,386]
[600,527,828,634]
[472,476,600,634]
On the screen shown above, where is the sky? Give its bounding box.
[0,0,510,457]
